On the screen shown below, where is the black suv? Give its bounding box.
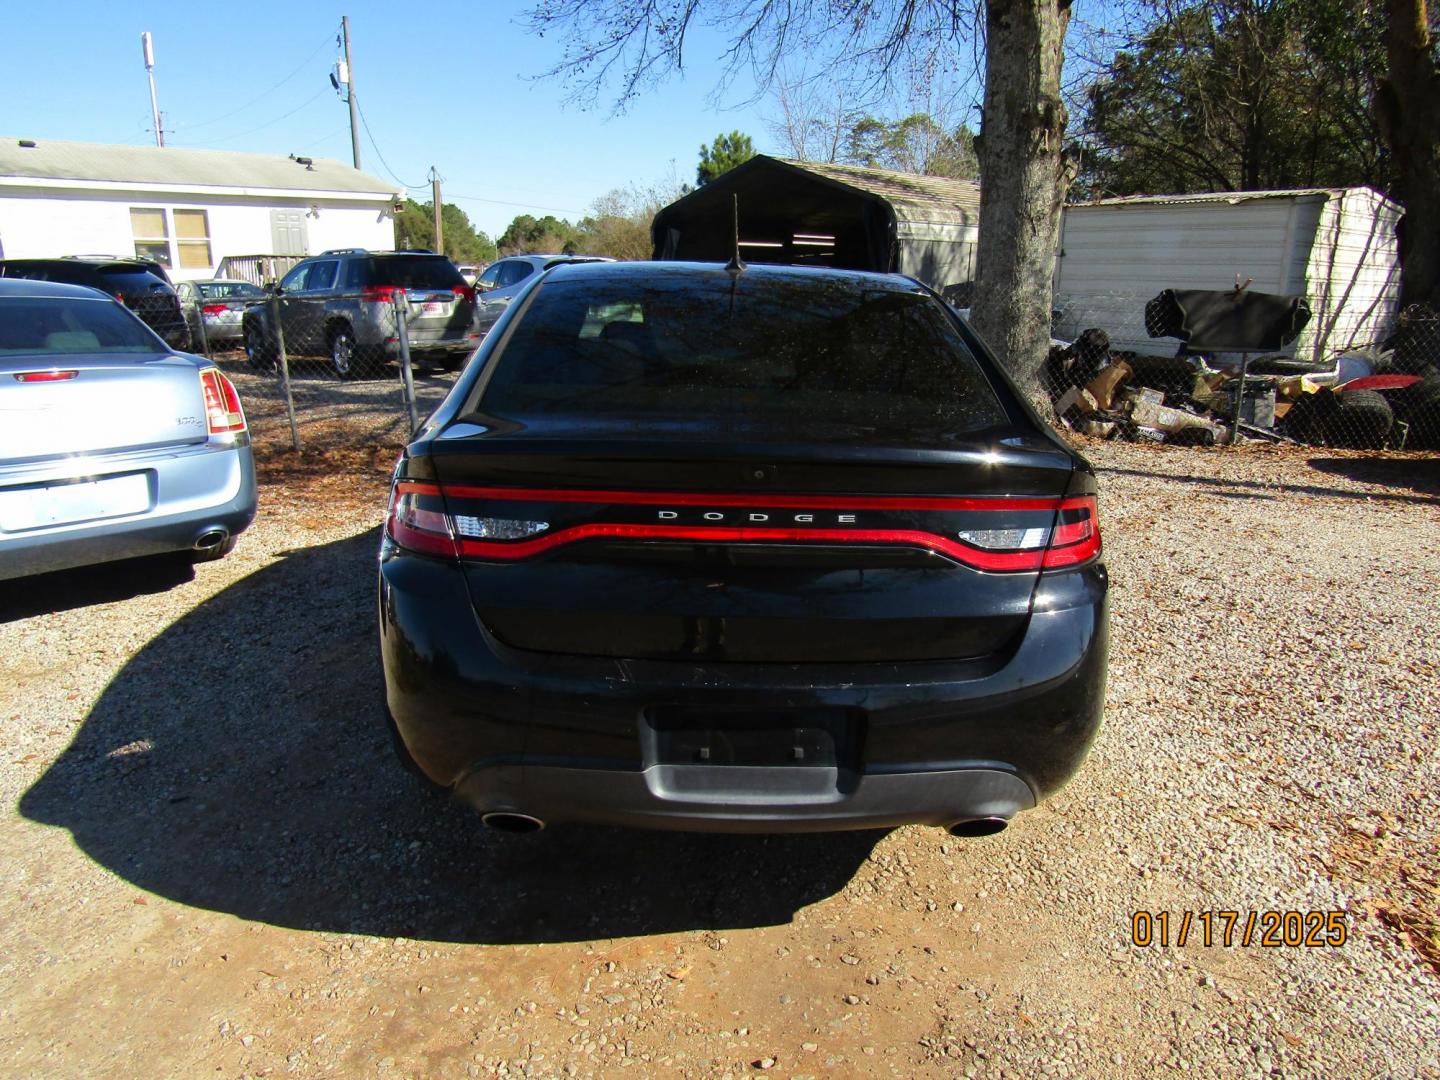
[241,249,481,378]
[378,262,1109,837]
[0,257,189,349]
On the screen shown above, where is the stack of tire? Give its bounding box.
[1255,355,1395,449]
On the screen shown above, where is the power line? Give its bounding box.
[169,29,336,133]
[353,97,426,189]
[186,86,331,148]
[446,192,587,216]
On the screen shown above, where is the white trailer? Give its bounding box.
[1053,188,1402,362]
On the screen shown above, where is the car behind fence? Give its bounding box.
[175,286,1440,456]
[179,288,470,452]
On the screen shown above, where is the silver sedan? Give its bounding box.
[177,278,266,347]
[0,278,256,580]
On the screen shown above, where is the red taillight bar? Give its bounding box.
[362,285,400,302]
[201,303,228,315]
[199,368,246,435]
[388,482,1101,572]
[14,370,79,382]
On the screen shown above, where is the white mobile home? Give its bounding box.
[1054,188,1402,361]
[0,138,400,282]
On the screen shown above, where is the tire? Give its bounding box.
[329,324,361,379]
[1315,389,1394,449]
[243,323,275,370]
[190,535,238,564]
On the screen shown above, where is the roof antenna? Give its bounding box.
[725,193,746,274]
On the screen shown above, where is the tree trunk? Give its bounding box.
[969,0,1073,398]
[1379,0,1440,307]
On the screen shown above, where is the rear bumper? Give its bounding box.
[0,442,256,580]
[379,548,1108,832]
[457,762,1036,833]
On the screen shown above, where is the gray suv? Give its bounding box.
[241,249,480,377]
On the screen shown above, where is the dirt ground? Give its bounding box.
[1,440,1437,1079]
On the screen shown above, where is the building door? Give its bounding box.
[270,209,308,255]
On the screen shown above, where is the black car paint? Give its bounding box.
[0,258,190,349]
[378,262,1109,833]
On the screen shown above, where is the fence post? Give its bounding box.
[394,294,419,434]
[192,295,211,357]
[269,293,301,452]
[1229,350,1252,446]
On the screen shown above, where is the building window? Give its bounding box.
[130,208,170,266]
[174,209,212,270]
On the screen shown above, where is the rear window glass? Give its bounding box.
[0,297,161,355]
[479,275,1007,431]
[93,268,171,294]
[363,256,464,289]
[199,281,264,299]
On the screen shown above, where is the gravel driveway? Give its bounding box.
[1,442,1437,1078]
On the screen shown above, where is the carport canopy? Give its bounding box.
[651,155,980,288]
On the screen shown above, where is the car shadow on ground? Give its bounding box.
[1306,455,1440,497]
[1,554,195,623]
[19,530,881,944]
[1096,463,1440,506]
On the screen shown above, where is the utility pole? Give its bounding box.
[430,167,444,256]
[141,32,164,147]
[342,16,361,170]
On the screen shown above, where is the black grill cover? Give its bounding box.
[1144,289,1311,350]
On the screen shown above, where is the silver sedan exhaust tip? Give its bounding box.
[480,812,546,833]
[946,816,1010,838]
[193,528,229,554]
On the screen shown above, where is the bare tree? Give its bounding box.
[523,0,1077,393]
[767,69,866,163]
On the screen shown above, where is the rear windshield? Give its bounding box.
[0,297,162,355]
[93,269,172,293]
[199,281,264,299]
[478,275,1007,431]
[361,256,465,289]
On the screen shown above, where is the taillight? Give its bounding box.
[1040,496,1100,569]
[199,368,246,435]
[452,284,476,302]
[202,303,227,315]
[14,369,79,382]
[387,482,457,557]
[362,285,400,302]
[385,482,1102,572]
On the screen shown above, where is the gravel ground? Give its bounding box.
[0,440,1437,1079]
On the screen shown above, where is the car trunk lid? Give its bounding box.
[0,354,208,466]
[421,420,1078,663]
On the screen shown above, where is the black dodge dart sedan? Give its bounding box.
[378,261,1108,836]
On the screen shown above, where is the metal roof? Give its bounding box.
[772,157,981,226]
[0,137,400,198]
[1070,187,1400,212]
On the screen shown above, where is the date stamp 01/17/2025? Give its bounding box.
[1130,910,1348,949]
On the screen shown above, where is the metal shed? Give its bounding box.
[651,155,981,292]
[1053,188,1402,362]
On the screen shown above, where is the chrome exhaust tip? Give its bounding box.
[193,528,229,553]
[946,816,1010,838]
[480,812,545,834]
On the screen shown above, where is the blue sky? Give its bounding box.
[5,3,1132,239]
[3,1,790,237]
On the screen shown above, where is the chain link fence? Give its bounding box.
[178,288,471,452]
[175,281,1439,455]
[1041,295,1440,450]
